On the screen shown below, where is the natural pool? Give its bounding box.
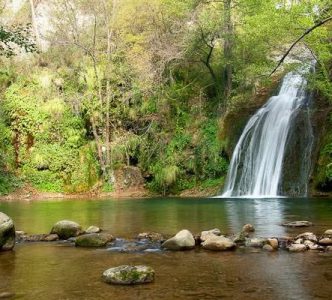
[0,197,332,299]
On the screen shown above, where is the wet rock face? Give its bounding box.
[0,212,15,251]
[50,220,82,240]
[75,233,114,247]
[102,265,154,285]
[161,229,195,251]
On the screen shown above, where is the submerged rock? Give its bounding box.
[0,212,15,251]
[326,246,332,252]
[75,233,114,247]
[102,265,154,285]
[50,220,82,239]
[282,221,312,227]
[85,226,101,234]
[202,236,235,251]
[288,244,307,252]
[162,229,195,250]
[246,238,267,248]
[200,228,221,242]
[137,232,165,242]
[19,234,59,242]
[242,224,255,233]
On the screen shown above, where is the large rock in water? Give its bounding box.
[102,265,155,285]
[50,220,82,239]
[200,228,221,242]
[202,236,236,251]
[0,212,15,251]
[162,229,195,250]
[75,233,114,247]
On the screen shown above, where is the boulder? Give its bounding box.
[201,236,236,251]
[282,221,312,227]
[318,238,332,246]
[0,212,15,251]
[85,226,101,234]
[304,240,320,250]
[262,244,274,252]
[200,228,221,242]
[294,238,303,244]
[242,224,255,233]
[75,233,114,247]
[50,220,82,239]
[326,246,332,252]
[161,229,195,250]
[267,238,279,250]
[324,229,332,235]
[102,265,154,285]
[288,244,307,252]
[295,232,317,243]
[246,238,267,248]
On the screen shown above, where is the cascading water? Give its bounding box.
[220,66,314,198]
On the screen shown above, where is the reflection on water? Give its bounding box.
[1,197,332,237]
[0,197,332,299]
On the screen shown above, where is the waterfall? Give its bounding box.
[220,66,313,198]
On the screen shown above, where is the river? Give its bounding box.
[0,197,332,299]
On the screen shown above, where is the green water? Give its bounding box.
[0,197,332,237]
[0,197,332,300]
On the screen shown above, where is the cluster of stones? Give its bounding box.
[2,211,332,286]
[161,225,332,253]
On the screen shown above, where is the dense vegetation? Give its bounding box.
[0,0,331,195]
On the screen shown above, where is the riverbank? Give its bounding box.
[0,181,223,201]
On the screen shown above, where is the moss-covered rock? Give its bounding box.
[0,212,15,251]
[50,220,82,239]
[102,265,155,285]
[75,233,114,247]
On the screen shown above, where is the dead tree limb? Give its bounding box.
[270,15,332,76]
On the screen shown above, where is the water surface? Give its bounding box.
[0,197,332,300]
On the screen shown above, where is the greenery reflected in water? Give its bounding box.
[0,197,332,237]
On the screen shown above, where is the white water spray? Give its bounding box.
[220,67,313,198]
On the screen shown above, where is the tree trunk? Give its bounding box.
[223,0,233,107]
[29,0,41,49]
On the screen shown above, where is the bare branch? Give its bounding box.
[270,16,332,76]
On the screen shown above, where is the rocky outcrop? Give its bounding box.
[162,229,195,250]
[102,265,154,285]
[0,212,15,251]
[50,220,82,239]
[75,233,114,247]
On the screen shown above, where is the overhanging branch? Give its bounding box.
[270,15,332,76]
